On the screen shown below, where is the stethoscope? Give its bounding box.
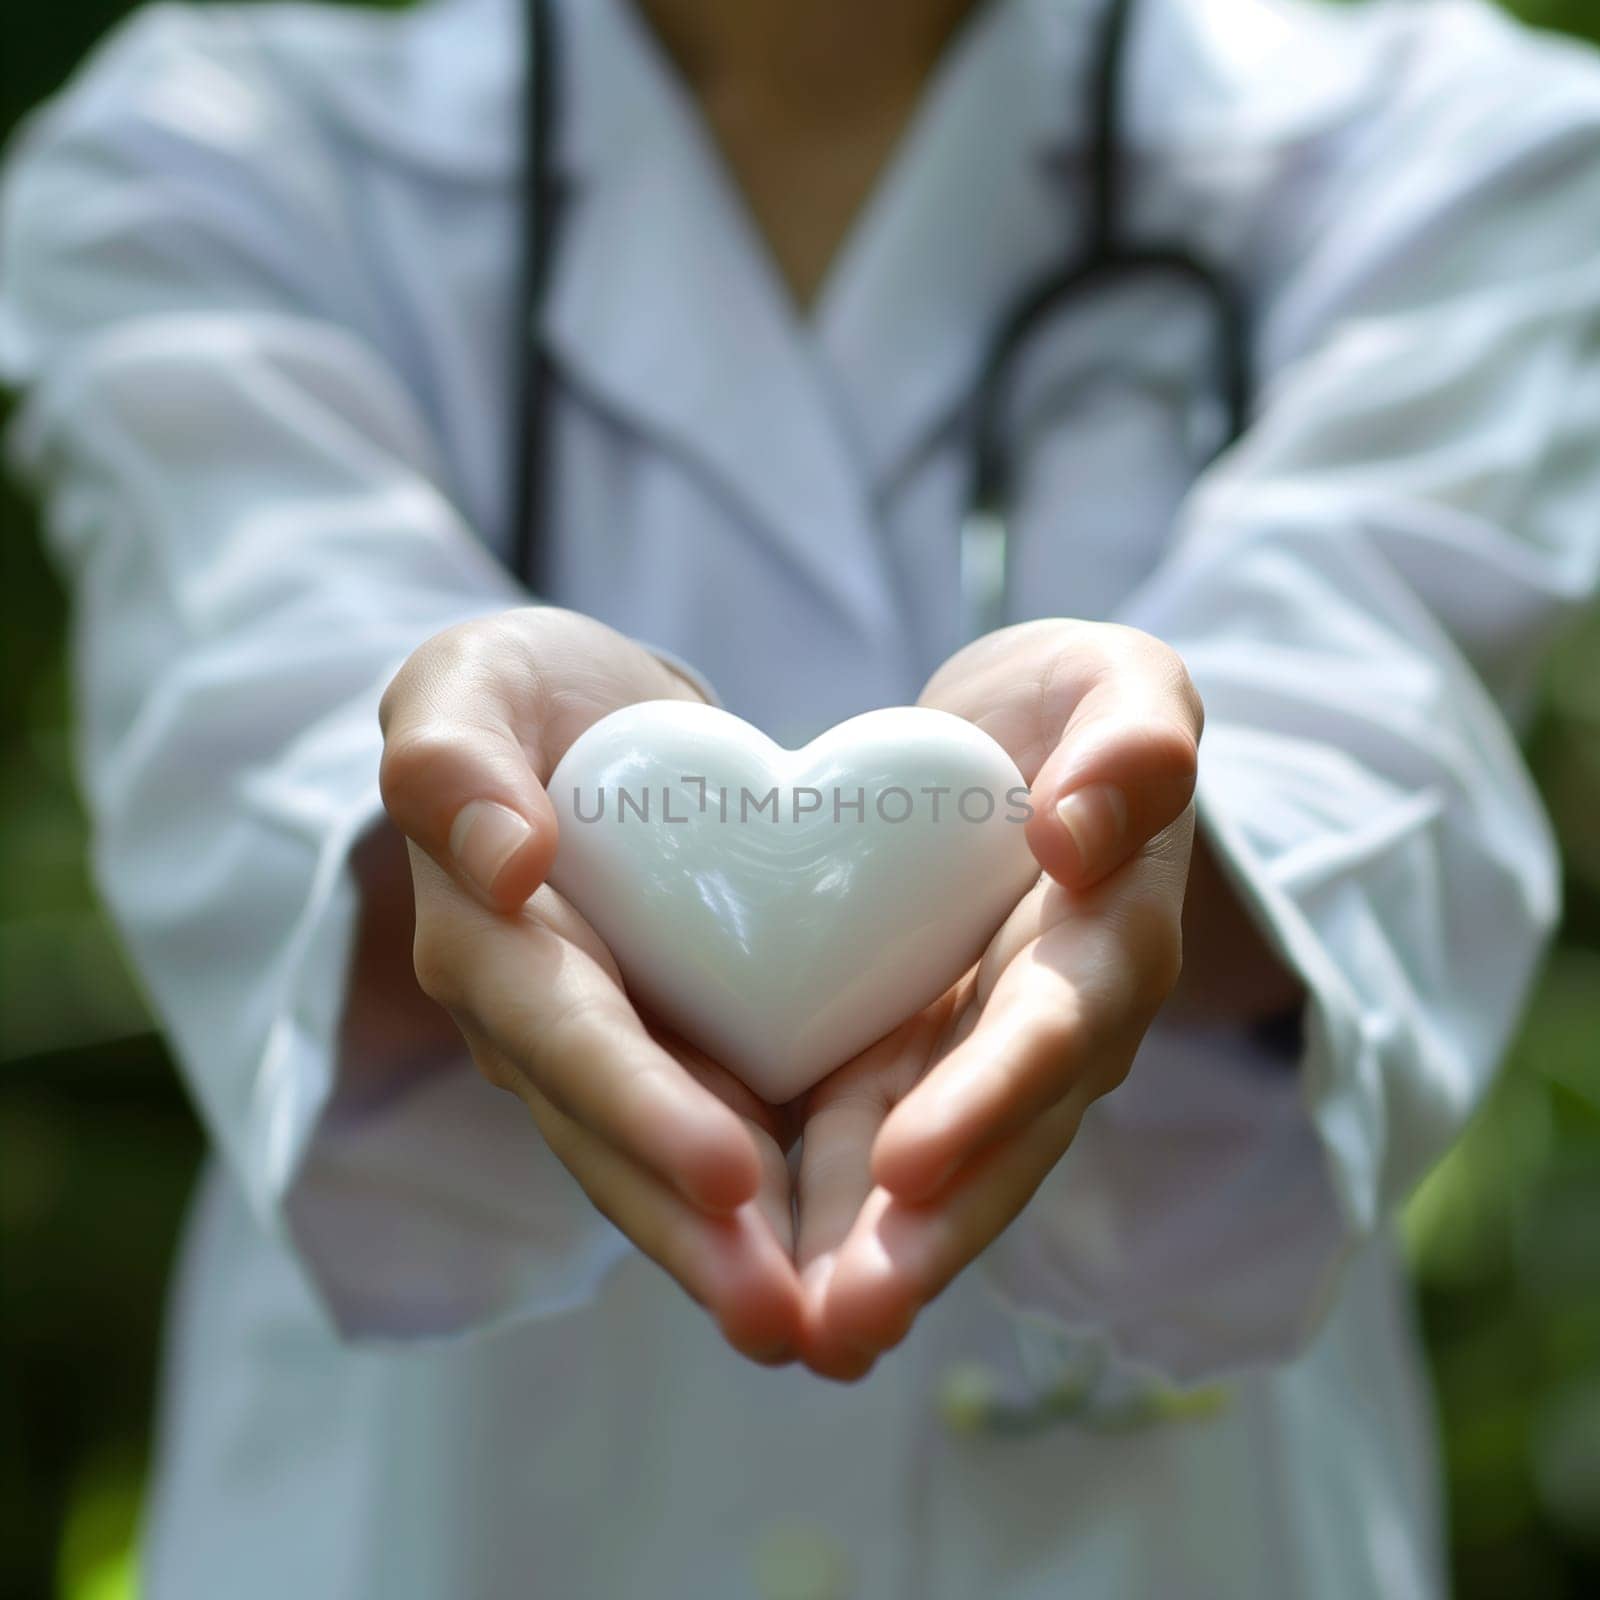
[510,0,1251,640]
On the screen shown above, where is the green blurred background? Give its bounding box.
[2,2,1599,1597]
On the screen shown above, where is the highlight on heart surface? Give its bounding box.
[546,701,1041,1104]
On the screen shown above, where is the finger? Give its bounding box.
[667,1037,797,1257]
[524,1081,804,1363]
[869,927,1103,1202]
[380,608,710,911]
[796,1086,885,1279]
[417,853,764,1212]
[795,1081,885,1381]
[690,1072,798,1256]
[750,1117,798,1257]
[379,619,557,910]
[793,1012,939,1271]
[792,1013,953,1382]
[872,827,1189,1202]
[1025,629,1202,889]
[661,1029,795,1153]
[817,1095,1090,1362]
[665,1030,798,1252]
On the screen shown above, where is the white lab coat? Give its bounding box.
[4,0,1600,1593]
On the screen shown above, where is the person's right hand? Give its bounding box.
[378,606,803,1363]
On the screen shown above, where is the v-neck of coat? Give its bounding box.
[525,0,1393,636]
[536,0,1094,640]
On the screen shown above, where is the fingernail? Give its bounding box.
[1054,782,1129,881]
[449,800,532,900]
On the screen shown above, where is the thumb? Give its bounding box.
[1024,637,1202,889]
[378,630,559,912]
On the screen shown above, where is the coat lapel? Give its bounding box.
[810,0,1102,498]
[809,0,1399,499]
[536,0,904,641]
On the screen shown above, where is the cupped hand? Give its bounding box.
[378,607,804,1362]
[793,620,1203,1380]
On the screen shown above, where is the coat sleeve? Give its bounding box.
[0,5,636,1340]
[978,1,1600,1386]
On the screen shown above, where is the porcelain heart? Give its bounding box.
[546,702,1040,1104]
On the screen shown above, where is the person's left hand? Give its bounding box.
[790,620,1204,1381]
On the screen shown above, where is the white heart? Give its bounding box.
[546,702,1040,1103]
